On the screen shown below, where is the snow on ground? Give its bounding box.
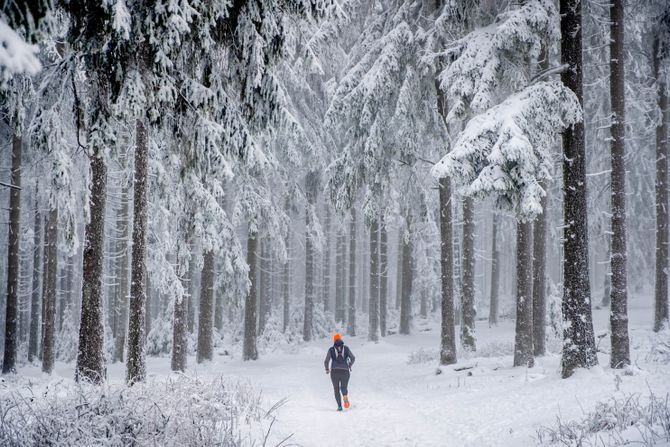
[8,292,670,446]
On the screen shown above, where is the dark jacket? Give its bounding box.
[324,340,355,371]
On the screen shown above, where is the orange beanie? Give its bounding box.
[333,333,342,343]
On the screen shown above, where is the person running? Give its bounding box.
[324,333,355,411]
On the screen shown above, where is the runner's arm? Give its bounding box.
[347,348,355,368]
[324,348,332,371]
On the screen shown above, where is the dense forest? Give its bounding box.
[1,0,670,445]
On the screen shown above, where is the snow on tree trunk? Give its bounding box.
[214,257,224,332]
[379,218,388,337]
[439,177,457,365]
[42,206,58,374]
[347,209,357,336]
[303,172,318,342]
[323,206,331,313]
[171,275,188,372]
[28,195,42,363]
[113,187,130,364]
[396,230,403,310]
[39,215,48,361]
[514,220,534,368]
[489,212,500,326]
[560,0,598,378]
[400,215,413,335]
[608,0,630,368]
[197,250,214,363]
[243,230,259,360]
[461,198,476,351]
[368,217,380,342]
[336,229,345,323]
[654,35,669,333]
[2,133,22,374]
[259,240,271,335]
[283,219,291,333]
[126,119,149,384]
[145,273,151,338]
[76,154,108,383]
[532,182,547,356]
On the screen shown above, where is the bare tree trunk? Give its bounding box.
[532,185,547,356]
[303,172,318,342]
[654,34,669,332]
[197,250,214,363]
[396,231,403,311]
[39,216,49,361]
[113,188,130,364]
[461,198,476,351]
[258,240,268,334]
[76,154,108,383]
[243,229,259,360]
[187,258,196,334]
[560,0,598,378]
[489,213,500,326]
[283,214,291,332]
[335,229,345,322]
[171,275,188,372]
[145,272,152,337]
[28,197,42,363]
[2,134,22,374]
[399,216,413,335]
[214,258,224,332]
[42,206,58,374]
[514,220,534,367]
[126,119,149,384]
[608,0,630,368]
[323,206,331,313]
[379,218,388,337]
[368,218,380,342]
[347,209,357,336]
[439,177,456,364]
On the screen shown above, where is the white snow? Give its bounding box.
[7,293,670,446]
[0,19,41,82]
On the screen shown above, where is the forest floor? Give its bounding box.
[12,292,670,447]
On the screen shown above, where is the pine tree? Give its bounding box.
[42,205,58,374]
[347,209,357,336]
[379,218,388,337]
[368,217,380,342]
[489,212,500,326]
[197,250,215,363]
[461,198,476,351]
[243,230,259,361]
[513,220,534,367]
[28,195,42,362]
[399,215,413,335]
[532,183,547,356]
[439,177,456,364]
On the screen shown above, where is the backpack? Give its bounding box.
[331,344,348,361]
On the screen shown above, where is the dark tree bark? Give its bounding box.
[335,229,345,322]
[171,275,189,372]
[2,134,22,374]
[243,230,259,360]
[42,206,58,374]
[379,218,388,337]
[368,218,380,342]
[560,0,598,378]
[28,196,42,363]
[214,259,224,332]
[514,220,534,368]
[283,218,291,332]
[39,216,49,361]
[76,154,108,383]
[532,184,547,356]
[187,259,196,334]
[303,172,318,341]
[347,209,357,336]
[126,119,149,384]
[439,177,456,365]
[399,216,413,335]
[654,34,669,332]
[145,272,152,337]
[461,198,476,351]
[258,240,270,334]
[489,213,500,326]
[113,187,130,364]
[197,250,215,363]
[608,0,630,368]
[323,206,331,313]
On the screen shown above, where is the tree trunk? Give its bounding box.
[187,259,196,334]
[42,206,58,374]
[171,275,189,372]
[197,250,215,363]
[439,177,456,364]
[608,0,630,368]
[489,213,500,326]
[39,216,49,361]
[28,197,42,363]
[335,229,344,322]
[126,119,149,383]
[303,172,318,342]
[75,154,108,383]
[214,258,224,332]
[461,198,476,351]
[243,229,259,360]
[113,187,130,364]
[347,209,357,336]
[514,220,534,368]
[654,34,669,332]
[368,218,380,342]
[532,184,547,356]
[2,134,22,374]
[283,217,291,332]
[399,216,413,335]
[323,206,331,313]
[560,0,598,377]
[379,218,388,337]
[145,272,152,337]
[396,230,403,310]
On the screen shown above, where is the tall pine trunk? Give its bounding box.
[513,220,534,367]
[113,187,130,364]
[347,210,357,336]
[2,133,22,374]
[399,216,413,335]
[171,274,189,372]
[243,229,259,360]
[439,177,456,364]
[654,35,669,332]
[489,213,500,326]
[76,154,108,383]
[396,232,403,310]
[323,206,331,313]
[197,250,214,363]
[608,0,630,368]
[532,184,547,356]
[379,218,388,337]
[303,173,318,341]
[283,215,291,332]
[39,216,49,361]
[28,196,42,363]
[42,206,58,374]
[126,119,149,384]
[461,198,476,351]
[368,218,380,342]
[560,0,598,378]
[336,229,345,322]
